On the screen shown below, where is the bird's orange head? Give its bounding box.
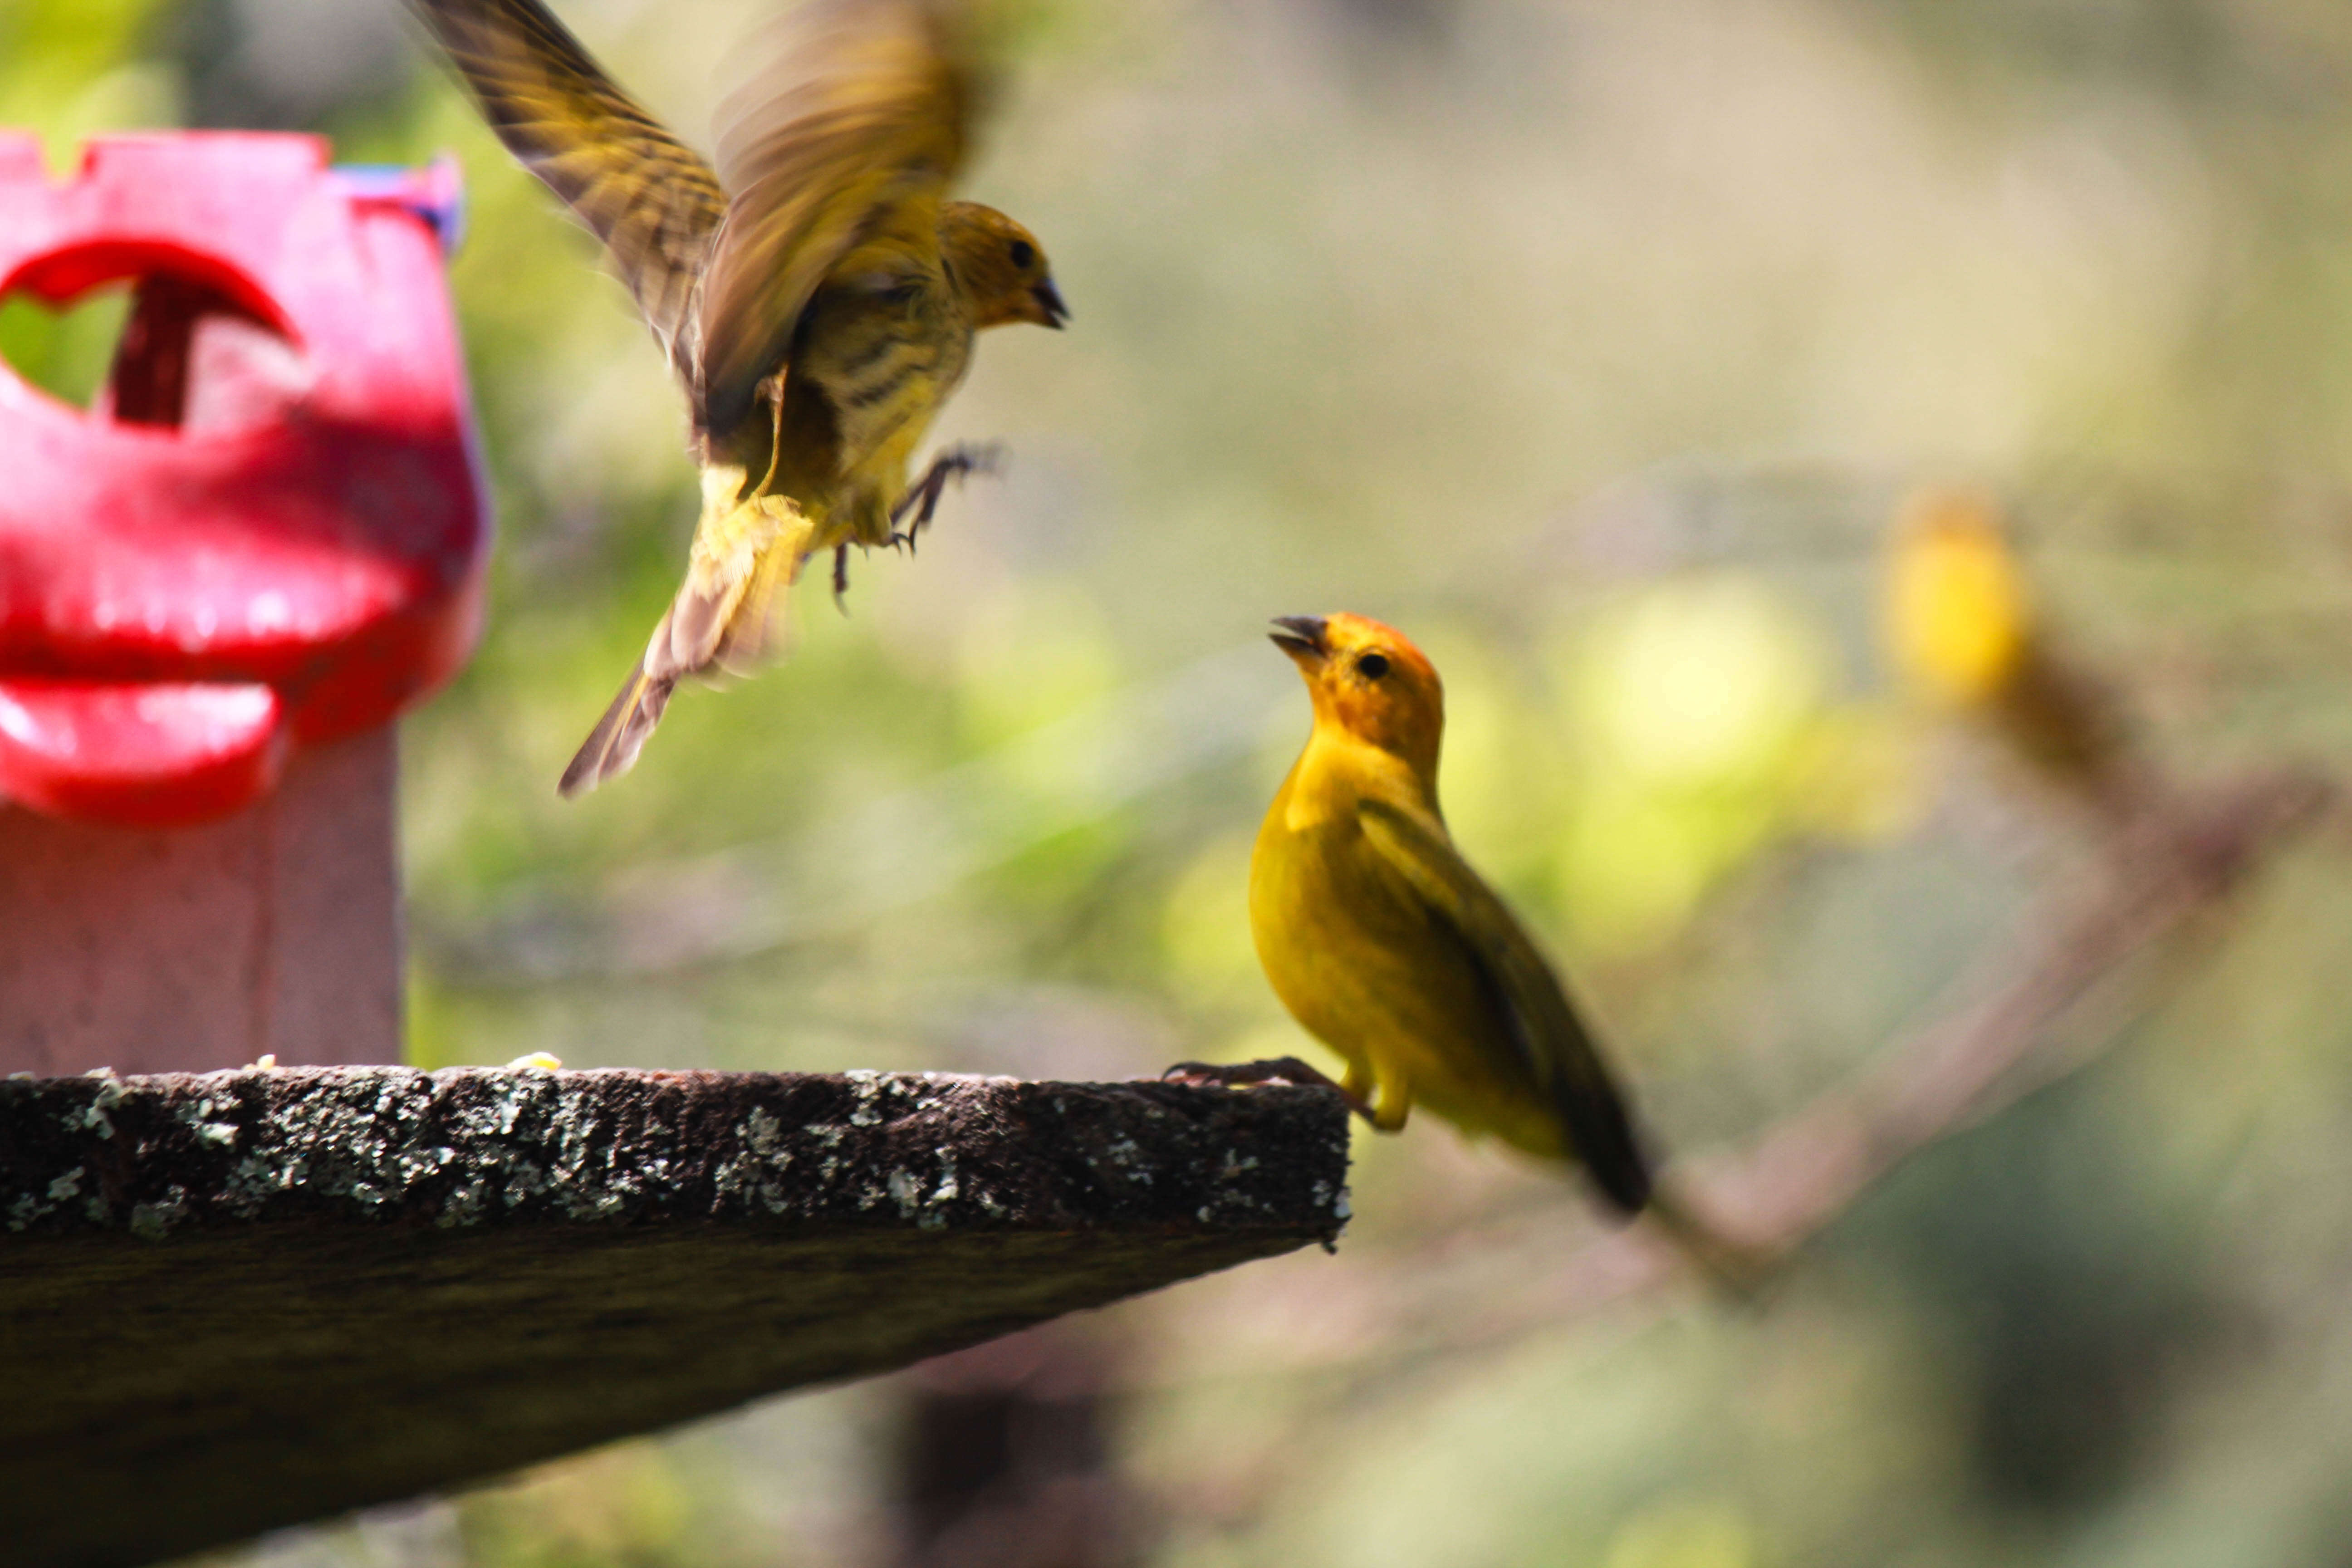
[1270,613,1444,781]
[941,201,1068,330]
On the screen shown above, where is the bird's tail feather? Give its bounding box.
[665,487,812,675]
[559,659,676,797]
[712,535,805,673]
[557,482,816,796]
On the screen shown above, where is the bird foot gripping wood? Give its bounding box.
[891,441,1003,553]
[1161,1057,1377,1125]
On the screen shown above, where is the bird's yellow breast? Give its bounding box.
[1249,738,1560,1154]
[1250,765,1435,1055]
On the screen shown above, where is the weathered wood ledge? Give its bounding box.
[0,1065,1351,1568]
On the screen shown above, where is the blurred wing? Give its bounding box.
[1358,798,1654,1213]
[408,0,727,380]
[695,0,977,436]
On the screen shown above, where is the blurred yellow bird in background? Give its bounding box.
[1240,613,1748,1270]
[407,0,1068,794]
[1885,489,2132,806]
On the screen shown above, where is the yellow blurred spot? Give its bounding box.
[1557,577,1835,951]
[1561,790,1737,950]
[505,1051,564,1071]
[1576,578,1827,788]
[1885,487,2029,707]
[1603,1496,1757,1568]
[1784,702,1929,843]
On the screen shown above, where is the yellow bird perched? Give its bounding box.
[1885,490,2132,806]
[1202,613,1750,1275]
[407,0,1068,794]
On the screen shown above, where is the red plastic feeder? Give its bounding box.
[0,132,485,826]
[0,133,488,1076]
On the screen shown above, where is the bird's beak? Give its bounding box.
[1031,278,1069,328]
[1269,615,1329,666]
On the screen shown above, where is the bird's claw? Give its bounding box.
[832,544,851,612]
[890,441,1004,552]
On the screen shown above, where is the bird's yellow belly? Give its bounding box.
[1250,812,1558,1154]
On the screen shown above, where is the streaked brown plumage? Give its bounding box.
[406,0,1068,794]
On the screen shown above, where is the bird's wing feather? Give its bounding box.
[407,0,727,382]
[694,0,976,437]
[1357,798,1654,1212]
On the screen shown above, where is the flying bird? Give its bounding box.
[407,0,1068,794]
[1200,612,1754,1279]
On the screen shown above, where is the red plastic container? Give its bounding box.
[0,133,488,827]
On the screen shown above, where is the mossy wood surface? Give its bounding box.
[0,1066,1349,1568]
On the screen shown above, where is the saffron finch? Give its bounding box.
[407,0,1068,794]
[1886,489,2131,805]
[1243,613,1661,1218]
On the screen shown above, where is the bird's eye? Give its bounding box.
[1008,239,1036,270]
[1357,652,1390,680]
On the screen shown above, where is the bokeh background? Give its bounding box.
[10,0,2352,1563]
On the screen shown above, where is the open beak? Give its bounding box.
[1032,278,1069,328]
[1269,615,1329,665]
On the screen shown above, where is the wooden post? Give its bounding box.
[0,730,401,1076]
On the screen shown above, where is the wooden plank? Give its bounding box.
[0,1064,1349,1568]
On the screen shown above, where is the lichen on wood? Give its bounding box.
[0,1065,1349,1568]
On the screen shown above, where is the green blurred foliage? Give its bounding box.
[13,0,2352,1565]
[0,286,130,407]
